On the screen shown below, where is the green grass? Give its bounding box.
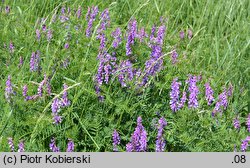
[0,0,249,152]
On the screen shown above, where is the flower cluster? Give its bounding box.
[7,138,25,152]
[49,137,60,152]
[30,51,41,72]
[111,28,122,48]
[126,116,147,152]
[246,114,250,132]
[204,82,214,105]
[51,84,71,124]
[112,130,120,152]
[126,19,137,56]
[66,139,75,152]
[170,78,181,112]
[212,89,228,116]
[156,117,167,152]
[5,75,15,102]
[86,6,99,37]
[186,75,199,108]
[241,136,250,152]
[233,117,240,130]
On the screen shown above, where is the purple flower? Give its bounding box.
[36,29,41,41]
[61,6,66,14]
[30,51,40,72]
[188,29,193,39]
[112,130,120,152]
[8,138,15,152]
[18,56,23,68]
[5,5,10,14]
[178,91,187,109]
[47,29,53,41]
[227,83,233,97]
[9,41,14,53]
[126,116,147,152]
[61,84,71,107]
[137,27,148,43]
[111,28,122,48]
[22,85,28,97]
[5,75,14,102]
[77,6,82,19]
[126,143,133,152]
[46,78,52,96]
[95,52,117,99]
[212,89,228,116]
[60,15,69,22]
[66,139,74,152]
[241,136,250,152]
[126,19,137,56]
[52,98,61,114]
[180,31,185,39]
[49,137,60,152]
[170,78,181,112]
[38,79,45,97]
[42,24,47,32]
[233,117,240,130]
[171,49,178,64]
[18,140,25,152]
[64,43,69,49]
[156,117,167,152]
[186,75,199,108]
[86,6,99,37]
[246,114,250,132]
[51,98,62,124]
[117,60,134,87]
[204,82,214,105]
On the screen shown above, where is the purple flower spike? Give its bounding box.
[112,130,120,152]
[170,78,181,112]
[5,6,10,14]
[233,117,240,130]
[186,75,199,108]
[18,140,25,152]
[241,136,250,152]
[64,43,69,49]
[126,19,137,56]
[180,31,185,39]
[188,29,193,39]
[117,60,133,87]
[8,138,15,152]
[36,29,41,41]
[246,114,250,132]
[52,98,61,113]
[22,85,28,97]
[86,6,99,37]
[77,6,82,19]
[178,91,187,109]
[49,137,60,152]
[212,89,228,116]
[204,82,214,105]
[156,117,167,152]
[30,51,40,72]
[9,41,14,53]
[111,28,122,48]
[61,84,71,107]
[171,49,178,64]
[47,29,53,41]
[137,27,148,43]
[126,116,147,152]
[66,139,74,152]
[18,56,23,68]
[5,75,14,102]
